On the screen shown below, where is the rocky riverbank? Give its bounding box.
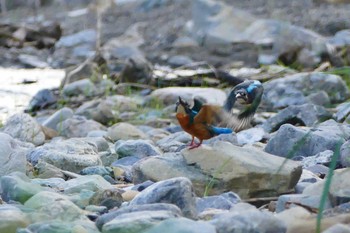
[1,0,350,232]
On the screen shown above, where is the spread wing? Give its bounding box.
[194,105,223,125]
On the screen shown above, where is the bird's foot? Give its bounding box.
[188,143,202,150]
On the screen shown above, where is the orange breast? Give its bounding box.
[176,113,213,140]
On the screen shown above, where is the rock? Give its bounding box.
[156,131,193,152]
[244,19,329,65]
[0,172,45,203]
[27,138,102,173]
[20,220,99,233]
[102,23,145,61]
[323,224,350,233]
[130,177,197,218]
[131,180,155,191]
[148,87,227,106]
[335,102,350,122]
[107,122,148,142]
[26,89,57,112]
[62,79,97,97]
[167,55,194,67]
[102,210,179,233]
[262,104,331,133]
[188,0,256,48]
[76,95,139,125]
[263,72,349,110]
[172,36,199,49]
[182,142,301,198]
[60,115,107,138]
[87,130,108,137]
[299,169,322,183]
[2,113,45,146]
[57,175,114,194]
[137,0,172,12]
[203,133,238,146]
[18,54,49,68]
[301,150,334,168]
[0,133,29,176]
[42,107,74,131]
[276,194,331,213]
[79,166,113,177]
[196,192,240,213]
[305,164,330,178]
[119,56,153,84]
[328,29,350,48]
[236,127,266,145]
[296,48,321,68]
[31,177,66,189]
[0,205,29,232]
[265,120,350,158]
[210,208,286,233]
[56,29,96,47]
[33,160,65,179]
[115,139,162,159]
[122,190,139,202]
[24,191,87,222]
[80,136,110,152]
[90,189,123,210]
[341,141,350,167]
[307,91,331,107]
[96,203,182,231]
[144,218,216,233]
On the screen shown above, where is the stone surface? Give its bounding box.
[56,29,96,48]
[107,122,148,142]
[196,192,241,213]
[2,113,45,146]
[130,177,197,218]
[96,203,182,231]
[119,55,153,84]
[276,194,331,213]
[328,29,350,47]
[58,175,114,194]
[62,78,97,97]
[27,138,102,173]
[42,107,74,131]
[147,87,227,106]
[20,220,99,233]
[33,160,65,179]
[0,172,45,203]
[263,72,349,110]
[210,208,286,233]
[335,102,350,123]
[60,115,107,138]
[115,139,162,158]
[144,218,216,233]
[236,127,266,145]
[76,95,139,125]
[265,120,350,158]
[156,131,193,152]
[0,205,30,233]
[341,141,350,167]
[0,133,29,176]
[301,150,334,168]
[26,89,57,112]
[262,104,331,133]
[323,224,350,233]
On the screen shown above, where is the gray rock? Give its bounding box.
[172,36,199,49]
[0,172,45,203]
[302,150,334,168]
[265,120,350,158]
[137,0,172,12]
[80,166,113,177]
[263,72,349,110]
[56,29,96,47]
[307,91,331,107]
[57,175,114,194]
[115,139,162,159]
[148,87,227,106]
[144,218,216,233]
[18,54,49,68]
[204,133,238,146]
[181,142,301,199]
[96,203,182,231]
[102,23,145,61]
[168,55,194,67]
[76,95,139,125]
[60,115,107,138]
[24,191,87,222]
[119,56,153,84]
[196,192,240,213]
[340,141,350,167]
[131,180,155,191]
[20,220,99,233]
[26,89,57,112]
[323,224,350,233]
[262,104,331,133]
[102,210,179,233]
[107,122,148,142]
[2,113,45,146]
[328,29,350,47]
[87,130,107,137]
[130,177,197,218]
[80,136,110,152]
[42,107,74,131]
[0,133,29,176]
[62,79,97,97]
[90,188,123,210]
[296,48,321,68]
[276,194,331,213]
[0,205,30,232]
[335,102,350,122]
[295,182,313,194]
[156,131,192,152]
[33,160,65,179]
[188,0,255,48]
[31,177,66,189]
[210,208,286,233]
[27,138,102,173]
[236,127,266,145]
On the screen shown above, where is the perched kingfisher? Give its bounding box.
[175,97,232,149]
[175,80,263,149]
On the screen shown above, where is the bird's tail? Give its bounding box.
[211,126,233,135]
